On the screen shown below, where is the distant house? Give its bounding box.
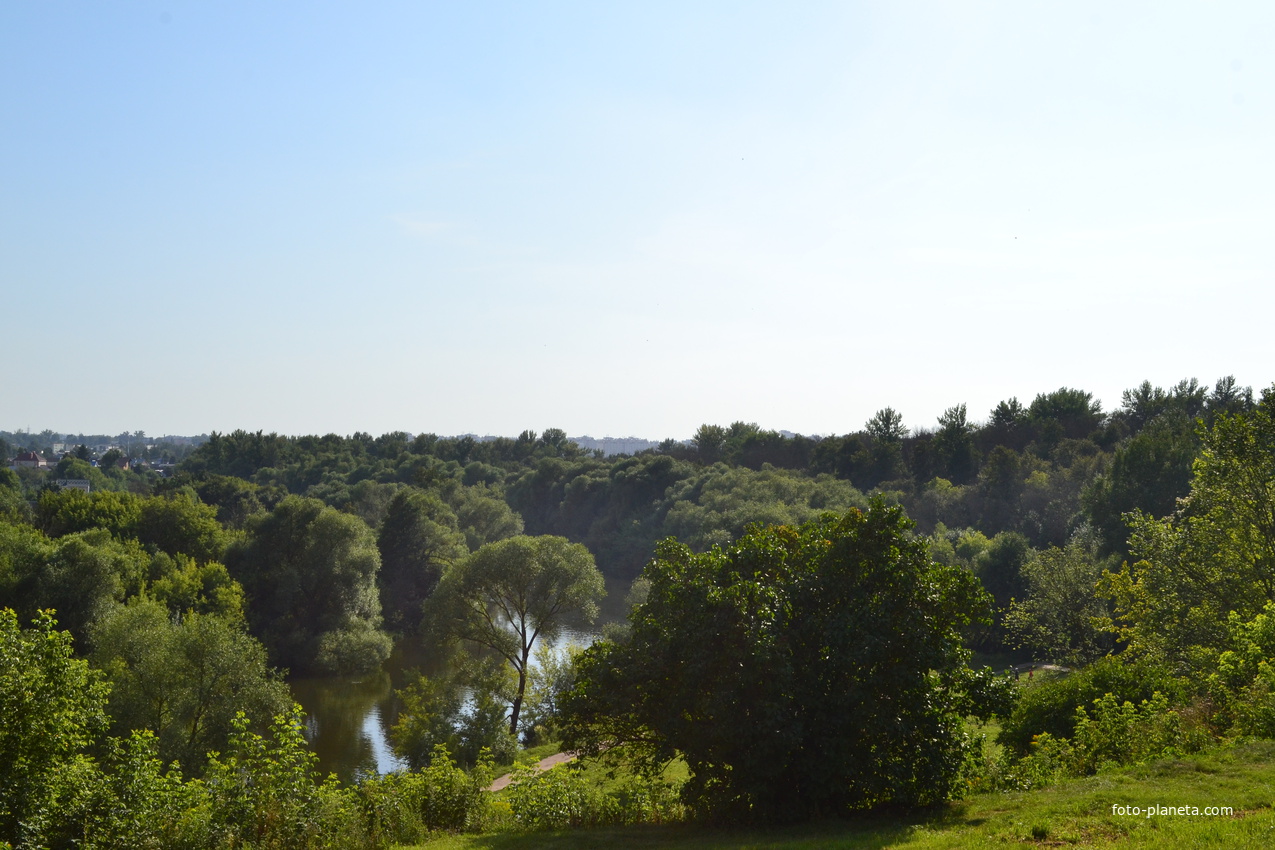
[55,479,92,493]
[10,451,47,470]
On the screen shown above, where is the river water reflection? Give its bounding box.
[291,573,630,782]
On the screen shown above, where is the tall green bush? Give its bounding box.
[0,609,110,846]
[997,656,1182,755]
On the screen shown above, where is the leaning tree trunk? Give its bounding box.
[509,647,530,736]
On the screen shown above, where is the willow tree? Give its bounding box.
[424,535,603,736]
[225,496,390,674]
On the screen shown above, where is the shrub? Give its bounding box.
[991,691,1209,790]
[998,656,1182,755]
[505,762,601,830]
[0,609,111,846]
[69,731,207,850]
[203,708,366,849]
[360,744,493,843]
[1069,692,1206,773]
[501,761,681,830]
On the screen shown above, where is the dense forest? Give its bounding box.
[5,374,1275,846]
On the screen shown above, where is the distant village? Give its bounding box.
[1,430,681,495]
[3,434,202,493]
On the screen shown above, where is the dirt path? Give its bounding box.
[487,751,578,792]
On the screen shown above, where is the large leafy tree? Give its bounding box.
[1083,411,1199,555]
[933,403,977,484]
[133,491,227,563]
[424,535,604,736]
[1028,387,1104,445]
[1,525,149,648]
[90,599,291,774]
[859,408,909,488]
[562,502,996,821]
[376,490,468,633]
[225,496,390,674]
[451,483,524,551]
[35,488,226,563]
[692,424,728,465]
[1005,534,1113,665]
[1102,386,1275,669]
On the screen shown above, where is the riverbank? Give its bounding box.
[406,740,1275,849]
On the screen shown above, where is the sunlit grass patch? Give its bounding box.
[403,740,1275,850]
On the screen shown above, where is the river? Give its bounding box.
[290,573,631,782]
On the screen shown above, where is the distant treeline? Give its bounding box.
[171,376,1251,568]
[4,376,1255,672]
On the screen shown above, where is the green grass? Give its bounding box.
[403,741,1275,849]
[515,740,565,764]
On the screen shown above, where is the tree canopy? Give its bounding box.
[225,496,391,675]
[562,502,996,821]
[424,534,604,736]
[1103,386,1275,668]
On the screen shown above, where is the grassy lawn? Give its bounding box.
[404,741,1275,849]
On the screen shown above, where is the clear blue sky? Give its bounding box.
[3,2,1272,440]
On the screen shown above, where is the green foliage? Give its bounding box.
[933,403,978,484]
[391,665,518,771]
[358,745,493,843]
[661,465,866,552]
[997,656,1183,755]
[973,531,1029,608]
[1102,386,1275,667]
[191,473,271,528]
[35,488,225,564]
[0,609,111,846]
[999,692,1209,790]
[451,484,524,551]
[1028,387,1104,447]
[202,707,367,849]
[520,642,582,745]
[90,599,292,774]
[506,453,692,577]
[865,407,908,442]
[1067,692,1204,773]
[147,552,245,620]
[161,381,1210,582]
[1005,533,1113,665]
[51,456,112,491]
[691,424,727,465]
[502,760,683,831]
[1084,411,1199,555]
[1,527,150,646]
[1204,601,1275,737]
[0,521,53,619]
[377,490,468,634]
[335,479,407,530]
[65,730,207,850]
[425,535,604,736]
[564,502,991,822]
[226,496,390,674]
[0,470,26,523]
[132,491,226,563]
[975,445,1025,532]
[36,488,142,540]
